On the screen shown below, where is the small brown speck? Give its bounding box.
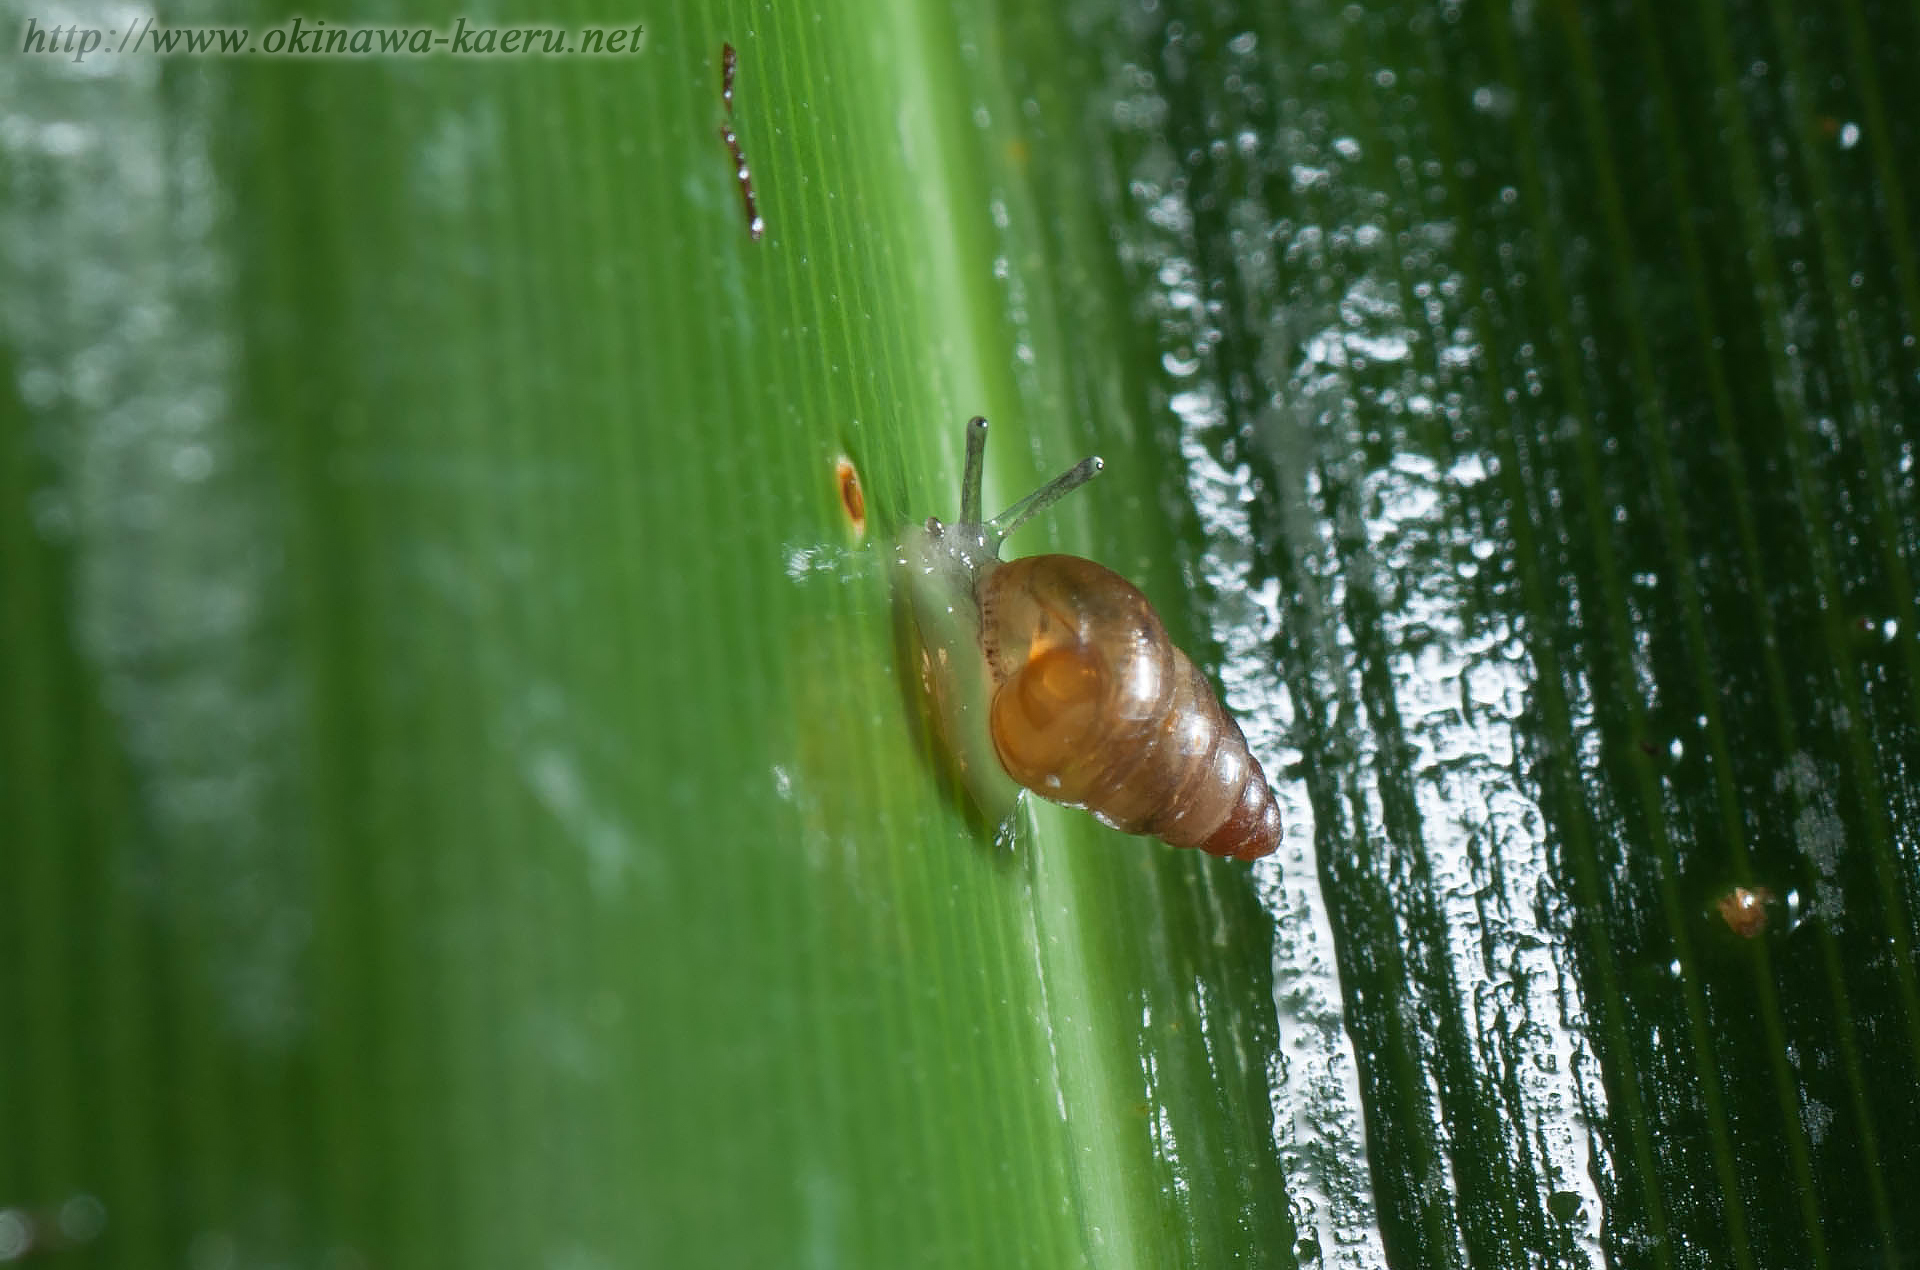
[836,457,866,537]
[1717,885,1776,938]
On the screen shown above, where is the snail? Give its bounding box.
[899,416,1282,861]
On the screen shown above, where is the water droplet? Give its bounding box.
[173,442,214,481]
[58,1195,106,1243]
[0,1211,32,1261]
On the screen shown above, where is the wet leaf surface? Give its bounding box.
[3,0,1917,1267]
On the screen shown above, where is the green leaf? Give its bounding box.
[3,0,1917,1267]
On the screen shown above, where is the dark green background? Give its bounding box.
[3,0,1916,1266]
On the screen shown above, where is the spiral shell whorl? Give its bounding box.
[979,554,1282,861]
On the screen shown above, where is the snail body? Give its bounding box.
[899,417,1282,861]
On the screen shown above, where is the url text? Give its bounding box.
[20,17,647,63]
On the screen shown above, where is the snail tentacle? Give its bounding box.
[959,415,990,528]
[987,456,1104,548]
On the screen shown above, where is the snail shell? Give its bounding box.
[899,417,1282,861]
